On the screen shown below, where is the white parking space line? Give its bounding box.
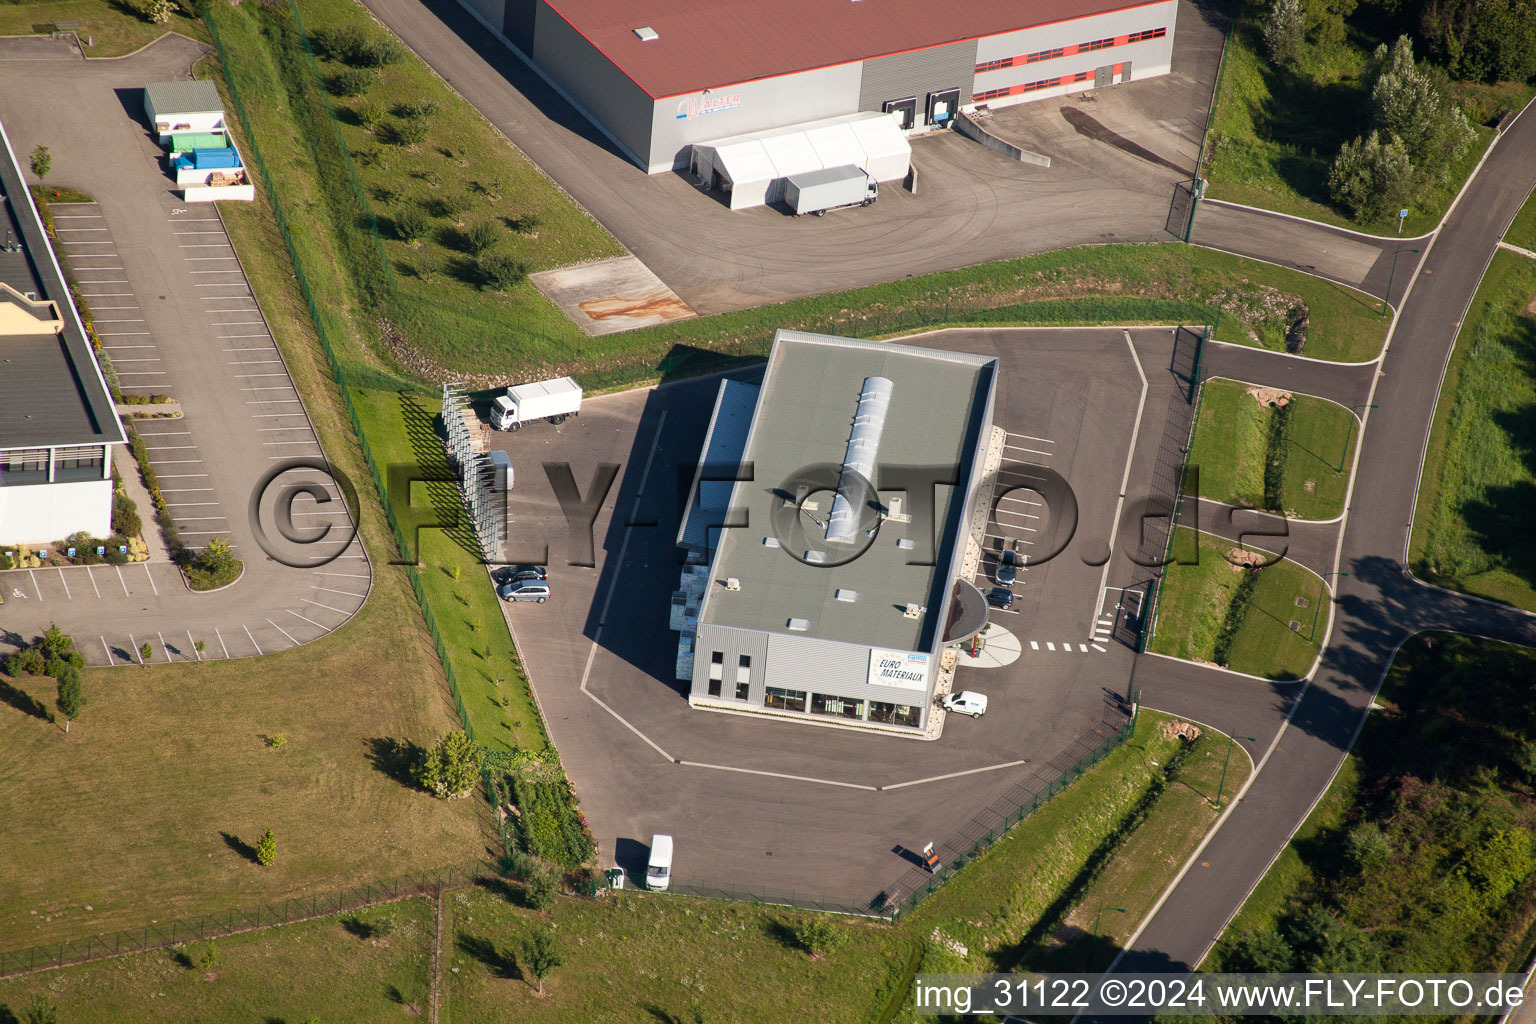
[100,636,116,664]
[189,630,202,662]
[87,567,101,599]
[115,565,130,596]
[268,619,300,646]
[159,631,172,662]
[1004,443,1053,457]
[287,609,327,630]
[143,563,159,596]
[223,334,272,339]
[215,627,230,659]
[312,586,365,599]
[175,517,228,522]
[242,624,263,655]
[56,567,70,600]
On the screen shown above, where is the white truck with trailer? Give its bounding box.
[490,376,583,431]
[785,165,878,217]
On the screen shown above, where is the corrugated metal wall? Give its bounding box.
[530,1,656,168]
[857,39,978,119]
[499,0,534,56]
[692,624,770,703]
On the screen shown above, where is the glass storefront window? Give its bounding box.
[810,693,864,719]
[869,701,921,727]
[764,687,807,712]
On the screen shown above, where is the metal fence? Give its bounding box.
[1140,322,1209,651]
[883,710,1138,919]
[0,862,498,978]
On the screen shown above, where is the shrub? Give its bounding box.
[143,0,173,24]
[57,670,85,730]
[435,190,471,222]
[29,145,50,182]
[788,916,844,959]
[327,69,374,99]
[256,828,276,867]
[413,730,482,798]
[464,220,500,254]
[113,492,142,538]
[5,648,46,677]
[524,867,558,910]
[139,641,154,664]
[313,25,366,61]
[351,37,403,69]
[22,995,60,1024]
[393,100,439,120]
[1328,131,1412,221]
[477,252,527,291]
[354,101,386,133]
[393,206,429,243]
[387,117,429,148]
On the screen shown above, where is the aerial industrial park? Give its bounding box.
[1,0,1535,1017]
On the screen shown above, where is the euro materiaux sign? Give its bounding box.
[676,93,742,119]
[868,649,930,692]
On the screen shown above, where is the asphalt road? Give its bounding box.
[1117,103,1536,969]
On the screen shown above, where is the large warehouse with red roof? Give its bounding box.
[452,0,1177,181]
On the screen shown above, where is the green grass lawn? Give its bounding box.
[1150,528,1327,679]
[346,387,545,754]
[1202,8,1513,236]
[1506,185,1536,251]
[1188,378,1357,519]
[0,0,208,57]
[0,900,432,1022]
[445,885,913,1023]
[1411,247,1536,611]
[895,713,1249,981]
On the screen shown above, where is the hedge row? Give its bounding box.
[1262,401,1293,512]
[508,774,596,871]
[1213,569,1261,667]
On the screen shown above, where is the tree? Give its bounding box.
[519,926,564,995]
[198,536,238,576]
[57,668,84,733]
[523,867,558,910]
[1419,0,1536,83]
[1328,130,1412,221]
[22,995,60,1024]
[1369,37,1474,170]
[393,206,429,244]
[464,220,500,255]
[144,0,173,24]
[256,828,276,866]
[29,145,51,182]
[1224,928,1295,971]
[789,915,844,959]
[477,252,527,291]
[40,623,76,663]
[412,730,482,798]
[1344,821,1392,873]
[1300,0,1355,45]
[388,117,429,148]
[327,69,374,99]
[139,641,155,665]
[1262,0,1306,64]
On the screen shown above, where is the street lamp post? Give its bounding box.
[1215,732,1261,808]
[1088,904,1128,969]
[1336,404,1379,472]
[1381,248,1423,316]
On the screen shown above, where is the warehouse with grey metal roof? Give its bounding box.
[672,330,997,735]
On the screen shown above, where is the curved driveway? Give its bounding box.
[1119,105,1536,969]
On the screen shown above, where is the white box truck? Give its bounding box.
[490,376,583,431]
[645,834,673,891]
[785,165,878,217]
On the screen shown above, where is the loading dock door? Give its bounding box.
[1121,60,1133,83]
[926,89,960,126]
[1094,65,1113,88]
[884,97,917,131]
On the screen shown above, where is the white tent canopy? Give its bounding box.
[692,112,912,211]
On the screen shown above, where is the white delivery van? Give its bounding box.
[489,376,583,431]
[645,834,674,891]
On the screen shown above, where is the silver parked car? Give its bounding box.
[497,579,550,604]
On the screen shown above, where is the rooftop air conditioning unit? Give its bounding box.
[902,603,924,619]
[724,577,741,591]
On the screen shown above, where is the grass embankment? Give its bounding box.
[1203,5,1515,235]
[1188,378,1358,520]
[0,712,1247,1021]
[1507,187,1536,251]
[1213,635,1536,977]
[896,713,1249,985]
[348,387,545,753]
[1411,243,1536,611]
[0,0,208,57]
[0,901,431,1022]
[213,0,1388,382]
[1150,528,1326,679]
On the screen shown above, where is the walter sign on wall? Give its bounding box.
[868,649,930,691]
[675,93,742,119]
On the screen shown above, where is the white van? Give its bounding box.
[645,834,674,891]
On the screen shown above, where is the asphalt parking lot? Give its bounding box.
[488,327,1189,902]
[361,0,1227,316]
